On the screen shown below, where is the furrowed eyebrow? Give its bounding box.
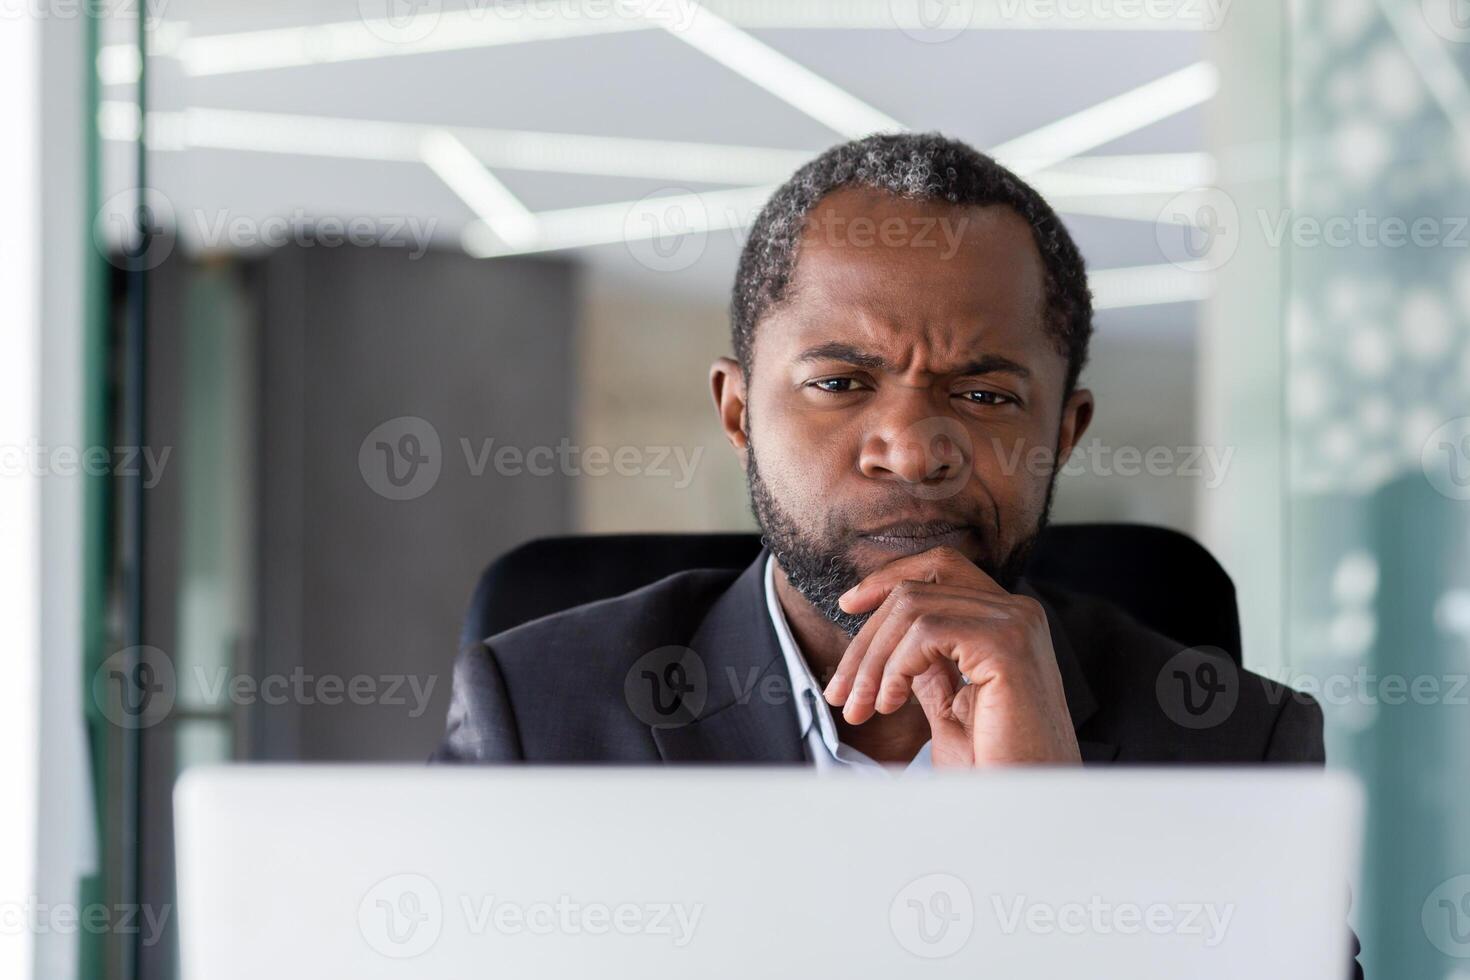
[952,354,1032,380]
[795,342,1031,380]
[795,342,891,372]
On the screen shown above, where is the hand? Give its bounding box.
[822,546,1081,767]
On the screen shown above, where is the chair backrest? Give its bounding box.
[461,523,1242,664]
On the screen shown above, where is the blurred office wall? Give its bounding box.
[1282,2,1470,976]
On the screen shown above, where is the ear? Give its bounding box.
[1056,386,1094,463]
[709,357,750,462]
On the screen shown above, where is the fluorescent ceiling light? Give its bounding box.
[993,61,1219,174]
[150,8,642,78]
[101,103,811,184]
[1029,169,1197,199]
[1036,151,1217,187]
[420,130,540,251]
[1090,261,1214,309]
[98,0,1221,82]
[719,0,1224,30]
[647,3,904,137]
[462,184,776,258]
[1045,193,1186,223]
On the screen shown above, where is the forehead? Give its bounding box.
[761,186,1052,369]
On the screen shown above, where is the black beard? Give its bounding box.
[745,437,1056,638]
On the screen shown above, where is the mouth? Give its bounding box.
[857,521,976,556]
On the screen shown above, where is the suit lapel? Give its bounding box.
[652,549,807,764]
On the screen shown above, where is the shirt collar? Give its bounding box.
[763,554,840,751]
[763,554,934,772]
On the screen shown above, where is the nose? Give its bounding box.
[856,393,971,487]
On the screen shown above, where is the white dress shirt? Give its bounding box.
[763,555,933,774]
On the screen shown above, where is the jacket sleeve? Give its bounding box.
[428,641,525,762]
[1263,690,1326,762]
[1263,691,1365,980]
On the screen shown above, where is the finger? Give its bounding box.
[838,589,916,724]
[873,612,966,714]
[875,612,1008,715]
[824,581,980,706]
[839,545,1004,615]
[846,597,1012,723]
[823,587,903,707]
[911,661,965,735]
[830,584,1015,711]
[915,663,976,768]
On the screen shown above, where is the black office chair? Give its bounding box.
[461,523,1242,664]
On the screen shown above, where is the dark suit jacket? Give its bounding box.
[434,547,1324,764]
[432,548,1362,976]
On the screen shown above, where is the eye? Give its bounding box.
[809,377,866,393]
[958,390,1016,407]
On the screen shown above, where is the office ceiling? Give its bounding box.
[100,0,1213,320]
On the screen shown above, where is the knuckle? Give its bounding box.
[911,608,958,640]
[1012,594,1045,622]
[912,611,940,637]
[888,580,921,610]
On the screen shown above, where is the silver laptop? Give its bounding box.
[176,766,1361,979]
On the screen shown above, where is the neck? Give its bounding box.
[771,561,932,764]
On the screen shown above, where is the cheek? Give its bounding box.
[968,428,1059,514]
[752,387,855,479]
[757,422,853,501]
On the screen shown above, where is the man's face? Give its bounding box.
[716,186,1092,635]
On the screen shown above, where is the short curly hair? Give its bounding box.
[731,131,1093,397]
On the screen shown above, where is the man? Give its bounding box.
[433,133,1359,972]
